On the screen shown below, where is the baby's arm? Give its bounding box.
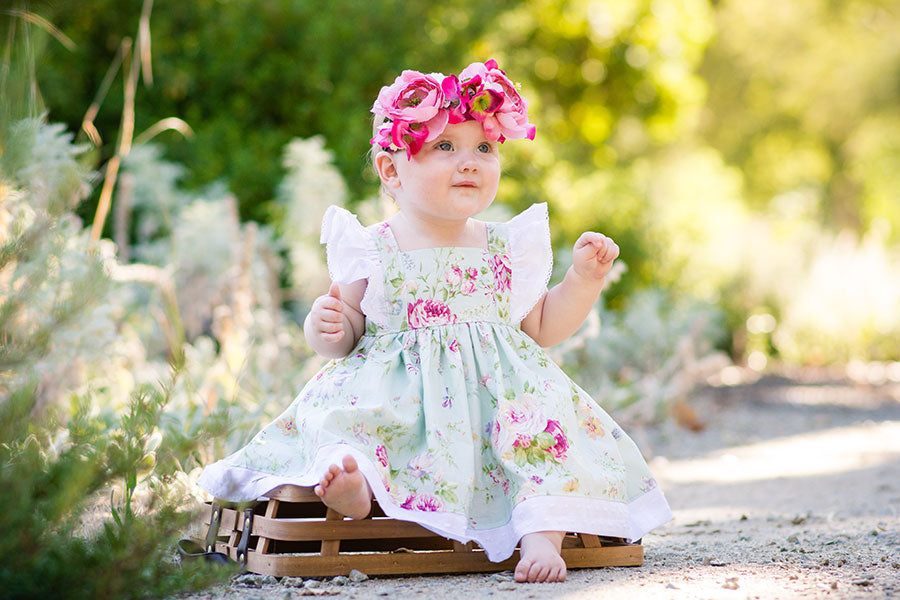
[520,232,619,347]
[304,279,367,358]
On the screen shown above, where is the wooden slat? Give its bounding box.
[580,533,602,548]
[453,541,474,552]
[263,485,320,503]
[239,544,643,577]
[251,515,440,542]
[256,499,279,553]
[320,507,343,556]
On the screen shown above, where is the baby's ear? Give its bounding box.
[374,151,401,190]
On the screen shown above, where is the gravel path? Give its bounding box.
[173,376,900,599]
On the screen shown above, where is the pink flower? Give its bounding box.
[400,494,417,510]
[458,59,536,142]
[415,494,444,512]
[466,267,479,279]
[513,433,533,448]
[461,279,477,295]
[543,419,569,460]
[491,253,512,292]
[448,339,459,352]
[445,266,463,287]
[584,416,605,440]
[372,70,448,135]
[407,298,457,329]
[275,416,298,437]
[375,444,388,467]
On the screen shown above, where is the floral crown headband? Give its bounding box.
[370,59,536,159]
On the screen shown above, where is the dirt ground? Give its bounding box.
[174,375,900,600]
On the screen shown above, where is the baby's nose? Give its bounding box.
[458,153,479,172]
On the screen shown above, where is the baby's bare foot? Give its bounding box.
[514,531,567,583]
[314,455,372,519]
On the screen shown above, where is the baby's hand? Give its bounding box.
[572,232,620,281]
[309,282,347,343]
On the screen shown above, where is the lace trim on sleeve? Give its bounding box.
[507,202,553,324]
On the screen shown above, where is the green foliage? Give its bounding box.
[0,117,234,599]
[0,384,233,600]
[30,0,520,223]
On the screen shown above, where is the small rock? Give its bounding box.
[853,579,873,587]
[787,535,799,544]
[665,583,679,589]
[869,530,879,537]
[490,573,514,582]
[739,514,748,521]
[282,577,305,587]
[831,582,838,590]
[498,582,517,591]
[348,569,369,582]
[303,580,323,589]
[791,515,806,525]
[704,558,728,566]
[234,573,270,588]
[722,577,739,590]
[331,575,350,586]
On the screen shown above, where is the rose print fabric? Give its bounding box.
[198,203,672,562]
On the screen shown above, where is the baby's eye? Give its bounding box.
[437,141,453,151]
[477,142,492,153]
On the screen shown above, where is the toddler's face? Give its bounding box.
[392,120,500,222]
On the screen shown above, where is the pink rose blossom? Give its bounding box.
[543,419,569,460]
[375,444,389,467]
[461,279,477,295]
[371,70,448,137]
[445,266,463,287]
[407,298,457,329]
[466,267,479,279]
[491,253,512,292]
[400,494,417,510]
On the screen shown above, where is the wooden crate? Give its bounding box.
[202,485,643,577]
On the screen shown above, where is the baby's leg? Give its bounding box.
[515,530,567,583]
[314,455,372,520]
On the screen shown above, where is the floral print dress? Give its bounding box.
[198,202,672,562]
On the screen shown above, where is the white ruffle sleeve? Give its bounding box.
[320,205,375,284]
[319,205,390,328]
[507,202,553,324]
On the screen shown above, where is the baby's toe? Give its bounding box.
[514,560,532,583]
[527,562,544,583]
[342,455,358,472]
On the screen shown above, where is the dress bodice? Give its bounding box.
[366,221,514,335]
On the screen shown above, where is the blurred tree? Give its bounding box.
[21,0,518,225]
[698,0,900,236]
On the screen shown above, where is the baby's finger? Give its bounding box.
[317,306,346,324]
[314,296,344,315]
[600,241,620,263]
[318,320,344,335]
[320,330,345,343]
[574,231,604,250]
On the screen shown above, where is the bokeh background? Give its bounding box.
[1,1,898,597]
